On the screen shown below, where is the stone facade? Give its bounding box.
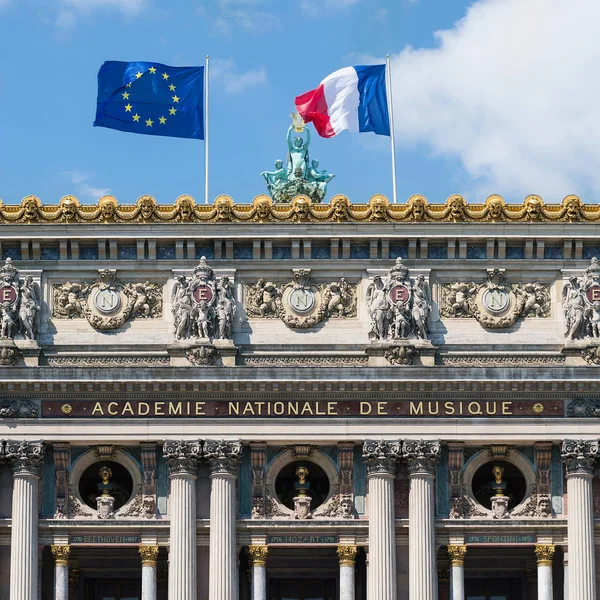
[0,198,598,599]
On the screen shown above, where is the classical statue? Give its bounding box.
[97,465,114,497]
[18,276,40,340]
[563,276,587,339]
[261,115,334,204]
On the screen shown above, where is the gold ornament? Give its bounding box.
[337,545,358,565]
[533,403,544,414]
[139,545,159,565]
[447,544,467,566]
[248,545,269,566]
[534,544,555,566]
[51,545,71,566]
[60,403,73,415]
[290,111,305,133]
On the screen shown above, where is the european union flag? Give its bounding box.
[94,61,204,140]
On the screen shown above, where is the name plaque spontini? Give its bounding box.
[267,535,339,545]
[465,535,536,545]
[43,399,563,418]
[70,535,141,545]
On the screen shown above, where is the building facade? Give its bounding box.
[0,192,599,600]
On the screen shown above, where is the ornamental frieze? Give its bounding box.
[440,269,551,328]
[245,270,357,329]
[53,270,162,331]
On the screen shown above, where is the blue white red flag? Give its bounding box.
[295,64,390,138]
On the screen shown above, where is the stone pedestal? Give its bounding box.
[490,495,509,519]
[139,545,159,600]
[405,440,441,600]
[337,545,357,600]
[293,495,312,519]
[163,440,202,600]
[561,440,598,600]
[535,545,555,600]
[206,440,242,600]
[248,545,268,600]
[362,440,401,600]
[447,545,466,600]
[7,440,44,600]
[51,545,70,600]
[95,495,115,519]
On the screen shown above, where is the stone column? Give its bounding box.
[163,440,202,600]
[363,440,401,600]
[205,440,242,600]
[535,544,555,600]
[139,545,159,600]
[51,545,70,600]
[561,439,598,600]
[404,440,441,600]
[248,545,268,600]
[447,545,466,600]
[6,440,45,600]
[337,545,357,600]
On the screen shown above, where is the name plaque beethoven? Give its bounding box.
[465,535,536,545]
[70,535,141,545]
[268,535,339,545]
[43,399,563,418]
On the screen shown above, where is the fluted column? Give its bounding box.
[338,545,357,600]
[363,440,401,600]
[447,545,466,600]
[248,545,268,600]
[139,545,159,600]
[535,544,555,600]
[51,545,70,600]
[561,439,598,600]
[404,440,441,600]
[206,440,242,600]
[7,440,45,600]
[163,440,202,600]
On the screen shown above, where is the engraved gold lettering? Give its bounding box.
[92,402,104,416]
[328,402,337,415]
[155,402,164,416]
[122,402,134,416]
[468,402,483,415]
[410,402,423,415]
[377,402,388,415]
[195,402,205,415]
[255,402,265,415]
[360,402,372,415]
[169,402,182,416]
[138,402,149,416]
[485,402,497,415]
[428,401,439,415]
[592,289,600,301]
[274,402,284,415]
[502,402,513,415]
[229,402,239,415]
[301,402,313,415]
[316,403,326,416]
[0,288,13,302]
[107,402,118,416]
[243,403,255,416]
[444,401,455,415]
[288,402,298,416]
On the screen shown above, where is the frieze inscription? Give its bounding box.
[41,399,564,418]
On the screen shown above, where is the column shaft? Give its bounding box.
[10,473,39,600]
[140,546,159,600]
[409,474,437,600]
[367,473,396,600]
[51,546,71,600]
[249,546,268,600]
[209,472,237,600]
[447,546,466,600]
[566,474,595,600]
[338,546,357,600]
[169,474,197,600]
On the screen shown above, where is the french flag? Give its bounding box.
[295,64,390,138]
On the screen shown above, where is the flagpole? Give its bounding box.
[386,54,398,204]
[204,55,210,205]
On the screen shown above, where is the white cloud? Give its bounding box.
[200,0,280,35]
[56,0,145,27]
[390,0,600,201]
[211,59,267,94]
[64,171,111,201]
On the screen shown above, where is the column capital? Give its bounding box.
[534,544,555,566]
[447,544,467,566]
[139,545,159,566]
[248,545,268,566]
[362,439,401,476]
[5,440,45,477]
[561,439,599,475]
[50,544,71,566]
[403,439,441,476]
[337,544,358,566]
[163,440,202,476]
[205,439,242,475]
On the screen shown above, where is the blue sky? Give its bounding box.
[0,0,598,205]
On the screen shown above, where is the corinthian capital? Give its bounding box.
[5,440,45,477]
[403,439,441,476]
[561,439,599,475]
[362,440,401,476]
[163,440,202,476]
[204,440,242,475]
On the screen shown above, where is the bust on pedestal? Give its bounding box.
[490,465,509,519]
[293,465,312,520]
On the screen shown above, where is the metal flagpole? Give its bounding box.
[386,54,398,204]
[204,55,210,205]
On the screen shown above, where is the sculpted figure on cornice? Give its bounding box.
[366,257,432,341]
[440,269,551,328]
[53,271,162,331]
[4,192,600,223]
[245,271,357,329]
[171,257,235,341]
[563,257,600,340]
[0,258,40,341]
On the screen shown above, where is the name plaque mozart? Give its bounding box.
[465,535,536,545]
[268,535,339,545]
[70,535,141,545]
[42,399,563,418]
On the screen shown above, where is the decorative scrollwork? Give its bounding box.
[384,345,418,365]
[185,345,219,366]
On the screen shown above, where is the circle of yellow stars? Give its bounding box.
[122,66,180,128]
